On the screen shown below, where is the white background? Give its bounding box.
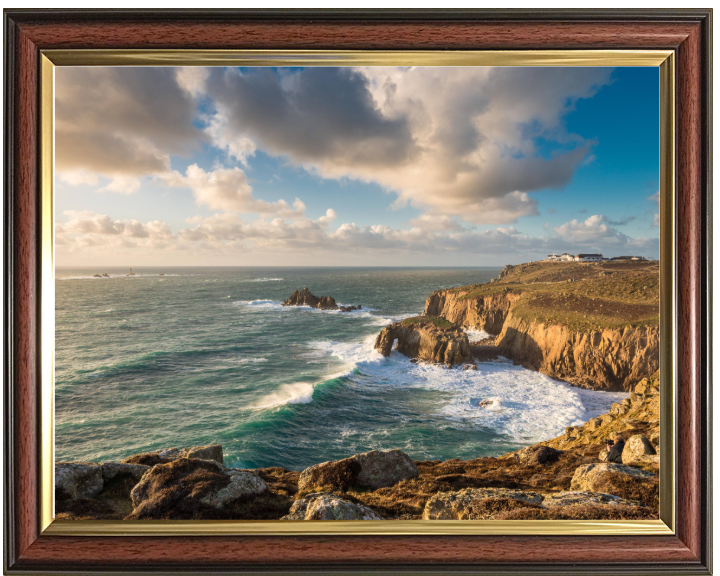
[0,0,716,567]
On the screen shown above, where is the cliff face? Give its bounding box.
[374,318,471,367]
[424,289,521,334]
[422,261,659,392]
[495,312,659,392]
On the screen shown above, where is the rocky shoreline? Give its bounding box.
[56,263,661,521]
[56,373,660,521]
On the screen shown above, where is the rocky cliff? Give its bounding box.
[495,313,658,392]
[374,316,471,367]
[421,260,659,392]
[424,288,522,334]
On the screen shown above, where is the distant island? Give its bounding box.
[56,260,660,521]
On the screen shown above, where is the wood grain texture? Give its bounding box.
[14,26,40,562]
[16,21,695,50]
[4,10,711,574]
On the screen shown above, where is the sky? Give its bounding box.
[54,65,660,267]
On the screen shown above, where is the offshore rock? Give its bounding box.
[282,492,382,520]
[282,287,338,310]
[374,318,471,367]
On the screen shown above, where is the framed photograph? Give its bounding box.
[4,9,711,575]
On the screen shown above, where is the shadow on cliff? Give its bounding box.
[497,327,543,371]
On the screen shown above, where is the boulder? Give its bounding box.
[598,449,608,462]
[101,462,150,484]
[585,417,602,431]
[282,492,382,520]
[570,462,655,493]
[513,445,562,466]
[298,449,418,494]
[122,444,223,466]
[564,426,581,439]
[423,488,543,520]
[621,435,657,465]
[128,458,268,519]
[624,454,660,474]
[200,470,268,508]
[55,462,104,500]
[542,491,643,508]
[462,364,478,371]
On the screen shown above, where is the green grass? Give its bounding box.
[401,315,455,329]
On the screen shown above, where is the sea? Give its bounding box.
[55,267,628,470]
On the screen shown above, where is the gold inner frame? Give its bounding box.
[40,49,675,536]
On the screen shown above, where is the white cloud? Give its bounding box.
[204,66,612,224]
[57,171,99,186]
[96,176,142,195]
[161,164,306,218]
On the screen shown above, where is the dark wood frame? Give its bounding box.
[3,9,712,574]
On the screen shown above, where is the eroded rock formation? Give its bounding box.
[281,287,361,312]
[374,317,471,367]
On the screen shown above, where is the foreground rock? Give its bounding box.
[298,449,419,494]
[542,491,643,508]
[622,434,657,465]
[281,287,361,312]
[282,492,382,520]
[55,462,104,500]
[374,317,471,367]
[513,445,563,466]
[127,458,284,520]
[423,488,544,520]
[570,462,658,508]
[122,444,223,466]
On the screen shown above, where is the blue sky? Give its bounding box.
[54,65,659,266]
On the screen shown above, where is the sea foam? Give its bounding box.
[251,382,315,409]
[310,338,627,443]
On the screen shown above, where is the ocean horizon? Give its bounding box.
[55,266,627,470]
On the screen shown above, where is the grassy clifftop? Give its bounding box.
[452,260,659,332]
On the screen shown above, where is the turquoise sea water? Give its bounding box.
[55,267,627,470]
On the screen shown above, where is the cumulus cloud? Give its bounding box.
[59,210,172,239]
[161,164,306,217]
[200,66,611,224]
[57,208,659,264]
[55,67,206,180]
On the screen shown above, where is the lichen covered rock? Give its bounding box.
[282,492,382,520]
[55,462,104,500]
[622,434,657,465]
[298,449,418,494]
[423,488,543,520]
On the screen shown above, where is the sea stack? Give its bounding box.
[374,316,471,367]
[281,288,360,312]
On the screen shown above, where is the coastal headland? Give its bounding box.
[56,261,661,521]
